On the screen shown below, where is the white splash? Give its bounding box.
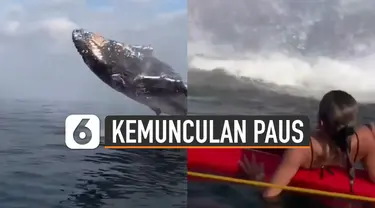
[189,41,375,103]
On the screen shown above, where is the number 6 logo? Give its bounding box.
[65,115,100,149]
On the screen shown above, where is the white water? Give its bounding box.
[188,0,375,103]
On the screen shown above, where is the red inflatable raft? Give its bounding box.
[188,149,375,200]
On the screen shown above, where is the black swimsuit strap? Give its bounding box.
[309,139,314,170]
[314,130,360,183]
[353,132,360,163]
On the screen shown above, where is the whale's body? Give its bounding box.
[72,29,187,115]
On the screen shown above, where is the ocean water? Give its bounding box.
[0,99,187,208]
[187,0,375,207]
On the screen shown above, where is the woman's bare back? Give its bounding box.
[303,124,375,178]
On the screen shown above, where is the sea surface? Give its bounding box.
[187,69,375,208]
[0,99,187,208]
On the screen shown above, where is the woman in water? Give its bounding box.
[240,90,375,199]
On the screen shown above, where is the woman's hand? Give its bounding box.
[238,152,283,205]
[238,153,265,181]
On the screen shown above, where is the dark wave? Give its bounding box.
[188,68,375,123]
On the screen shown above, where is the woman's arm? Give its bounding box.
[262,148,308,198]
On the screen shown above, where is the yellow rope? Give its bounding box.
[188,171,375,202]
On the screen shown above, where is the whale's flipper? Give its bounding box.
[110,74,127,91]
[135,75,187,96]
[152,108,162,115]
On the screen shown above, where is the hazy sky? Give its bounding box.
[0,0,187,103]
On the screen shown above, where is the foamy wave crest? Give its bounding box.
[189,50,375,102]
[188,0,375,103]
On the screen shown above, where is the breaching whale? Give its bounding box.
[72,29,187,115]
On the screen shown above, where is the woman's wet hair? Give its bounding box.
[318,90,358,153]
[318,90,359,192]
